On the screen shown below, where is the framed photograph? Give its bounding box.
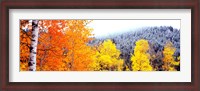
[1,0,199,91]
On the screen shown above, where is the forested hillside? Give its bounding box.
[89,26,180,71]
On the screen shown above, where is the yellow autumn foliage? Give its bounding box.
[131,39,153,71]
[90,39,124,71]
[162,42,180,71]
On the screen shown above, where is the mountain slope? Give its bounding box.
[89,26,180,71]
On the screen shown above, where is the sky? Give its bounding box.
[87,20,180,38]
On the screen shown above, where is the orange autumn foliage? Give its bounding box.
[36,20,67,71]
[20,20,31,71]
[61,20,94,71]
[20,20,94,71]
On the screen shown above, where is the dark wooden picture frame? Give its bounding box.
[0,0,199,91]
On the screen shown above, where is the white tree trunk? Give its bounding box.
[28,20,39,71]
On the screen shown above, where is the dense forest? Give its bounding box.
[20,20,180,71]
[89,26,180,71]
